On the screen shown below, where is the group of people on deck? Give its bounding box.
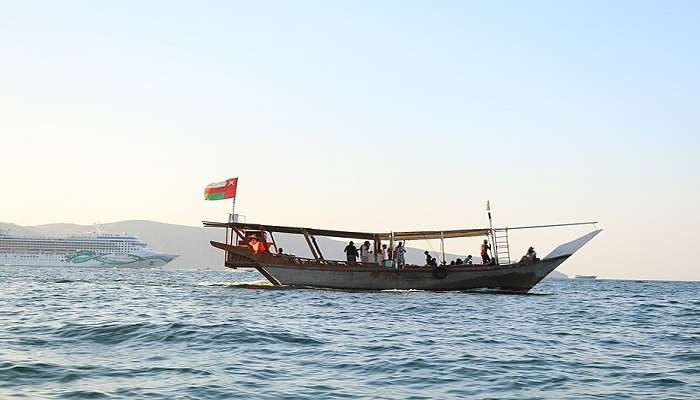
[343,241,407,267]
[425,252,476,266]
[421,239,497,267]
[343,238,538,267]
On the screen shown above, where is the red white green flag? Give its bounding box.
[204,177,238,201]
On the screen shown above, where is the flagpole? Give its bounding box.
[230,177,238,222]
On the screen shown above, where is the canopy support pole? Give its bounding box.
[231,227,244,244]
[310,235,324,260]
[268,230,279,254]
[373,237,380,264]
[302,230,320,261]
[389,232,395,268]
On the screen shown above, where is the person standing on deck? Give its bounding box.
[480,239,491,264]
[381,244,389,266]
[374,244,384,264]
[396,242,406,267]
[360,241,371,263]
[344,241,358,266]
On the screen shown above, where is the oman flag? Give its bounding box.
[204,177,238,200]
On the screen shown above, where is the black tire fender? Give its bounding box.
[432,266,447,279]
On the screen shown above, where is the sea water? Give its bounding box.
[1,266,699,399]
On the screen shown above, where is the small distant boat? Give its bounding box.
[204,219,602,292]
[575,275,598,280]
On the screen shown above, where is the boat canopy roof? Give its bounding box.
[202,221,491,240]
[203,221,598,241]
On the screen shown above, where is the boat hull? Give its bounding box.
[258,257,568,291]
[209,240,580,292]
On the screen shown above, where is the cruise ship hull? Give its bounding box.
[1,230,178,269]
[0,252,177,268]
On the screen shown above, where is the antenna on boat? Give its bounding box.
[440,231,445,265]
[486,201,497,264]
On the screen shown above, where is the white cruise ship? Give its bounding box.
[0,230,177,268]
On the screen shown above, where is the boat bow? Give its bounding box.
[544,229,603,260]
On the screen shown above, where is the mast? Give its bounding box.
[440,231,445,265]
[487,200,497,264]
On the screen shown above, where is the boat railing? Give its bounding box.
[226,244,519,270]
[271,253,386,268]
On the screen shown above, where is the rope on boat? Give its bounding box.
[420,236,440,260]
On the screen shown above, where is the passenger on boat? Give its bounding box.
[455,258,463,265]
[519,246,539,264]
[527,247,537,261]
[247,237,269,254]
[480,240,491,264]
[464,255,473,265]
[450,260,456,266]
[379,244,393,267]
[277,248,284,255]
[360,241,371,263]
[375,246,384,264]
[423,252,438,267]
[396,242,406,267]
[344,241,358,265]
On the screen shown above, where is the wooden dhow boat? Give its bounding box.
[204,220,602,292]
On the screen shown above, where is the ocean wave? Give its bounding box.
[634,378,686,387]
[0,362,81,388]
[2,266,700,399]
[57,390,110,399]
[670,352,700,362]
[196,280,273,288]
[54,322,160,345]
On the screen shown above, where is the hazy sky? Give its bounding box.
[2,1,698,280]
